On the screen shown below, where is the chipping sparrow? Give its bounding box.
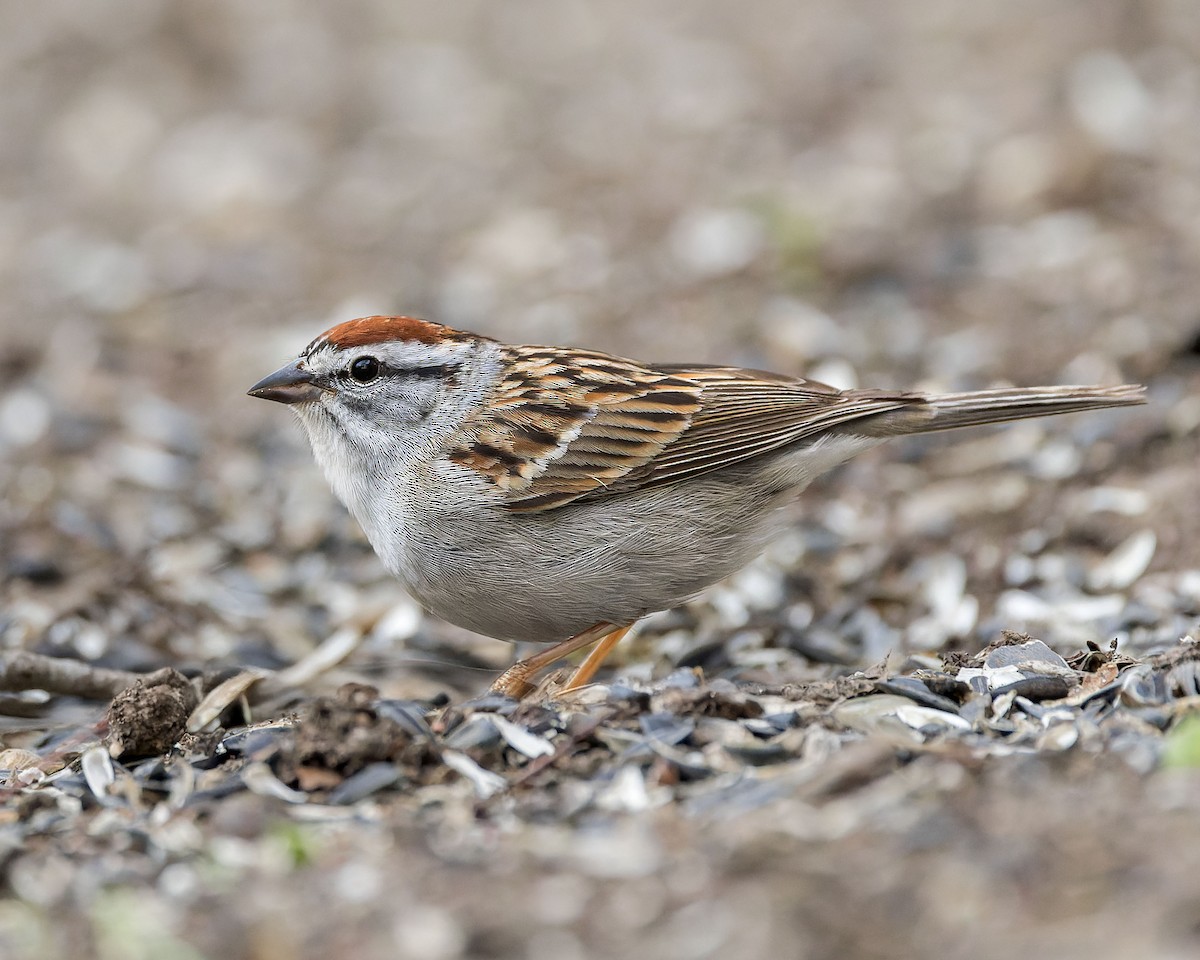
[249,315,1144,697]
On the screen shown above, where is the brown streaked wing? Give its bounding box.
[589,368,917,497]
[452,350,918,514]
[448,346,704,511]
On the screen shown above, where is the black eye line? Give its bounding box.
[407,363,459,379]
[337,360,460,383]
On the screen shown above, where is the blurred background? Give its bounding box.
[5,1,1199,381]
[1,2,1199,958]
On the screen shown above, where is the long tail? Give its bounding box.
[853,383,1146,436]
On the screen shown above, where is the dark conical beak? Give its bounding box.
[247,361,326,405]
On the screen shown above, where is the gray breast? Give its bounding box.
[392,468,796,643]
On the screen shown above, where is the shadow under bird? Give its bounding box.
[249,315,1146,697]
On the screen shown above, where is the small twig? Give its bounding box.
[3,628,363,723]
[0,651,145,701]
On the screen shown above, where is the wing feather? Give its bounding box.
[447,348,912,513]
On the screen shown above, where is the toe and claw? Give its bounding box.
[489,622,634,699]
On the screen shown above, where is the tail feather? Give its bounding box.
[853,384,1146,437]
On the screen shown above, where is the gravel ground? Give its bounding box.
[2,3,1199,959]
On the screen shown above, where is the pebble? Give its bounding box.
[1030,439,1083,479]
[392,906,466,960]
[491,715,555,759]
[240,763,308,804]
[81,747,117,805]
[996,589,1126,625]
[668,207,763,278]
[371,600,423,645]
[566,822,663,879]
[1036,723,1080,752]
[0,389,52,448]
[833,694,971,740]
[984,639,1070,672]
[639,712,695,747]
[991,676,1072,702]
[110,442,190,491]
[876,678,962,714]
[1004,553,1036,587]
[122,395,202,455]
[328,763,403,805]
[1088,530,1157,592]
[918,553,968,620]
[594,766,653,813]
[442,750,506,799]
[442,714,501,751]
[1068,50,1151,153]
[957,664,1025,691]
[1072,486,1149,516]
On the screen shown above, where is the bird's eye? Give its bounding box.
[349,356,381,383]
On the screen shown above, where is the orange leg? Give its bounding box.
[563,624,634,691]
[489,622,634,699]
